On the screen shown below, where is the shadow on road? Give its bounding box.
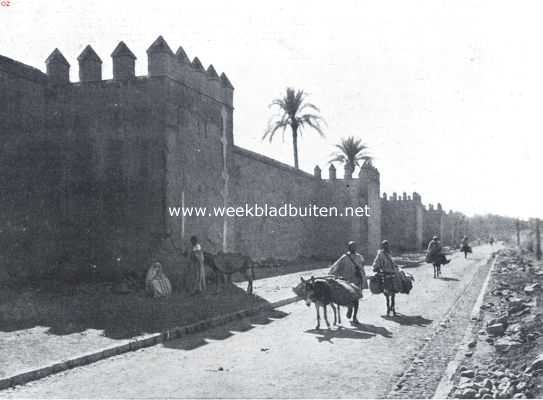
[305,327,375,343]
[438,277,460,282]
[162,309,290,351]
[353,322,393,338]
[304,319,393,343]
[382,313,433,327]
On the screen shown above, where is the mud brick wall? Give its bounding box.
[229,147,324,260]
[423,205,445,248]
[0,56,61,280]
[163,76,233,255]
[381,193,424,252]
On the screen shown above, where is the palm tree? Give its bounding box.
[329,137,372,175]
[263,88,325,169]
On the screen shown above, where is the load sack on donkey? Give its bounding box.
[292,276,361,305]
[324,277,362,304]
[369,270,414,295]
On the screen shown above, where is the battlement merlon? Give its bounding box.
[45,48,70,85]
[146,36,234,107]
[314,165,322,179]
[358,160,380,183]
[42,36,234,107]
[78,45,102,82]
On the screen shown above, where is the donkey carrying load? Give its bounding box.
[293,276,362,329]
[371,240,415,316]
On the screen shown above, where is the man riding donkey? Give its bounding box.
[460,235,472,259]
[426,235,450,278]
[329,240,368,324]
[372,240,402,316]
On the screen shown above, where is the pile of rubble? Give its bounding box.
[451,248,543,399]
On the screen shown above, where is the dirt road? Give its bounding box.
[2,245,499,398]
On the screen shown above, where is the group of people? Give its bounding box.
[327,238,405,321]
[145,235,208,298]
[326,233,473,322]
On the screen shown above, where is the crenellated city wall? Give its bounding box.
[0,36,472,281]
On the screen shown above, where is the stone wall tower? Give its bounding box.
[359,160,381,259]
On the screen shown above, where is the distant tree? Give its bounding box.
[329,136,372,174]
[263,88,325,169]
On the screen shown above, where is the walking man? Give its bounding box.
[372,240,401,316]
[329,240,368,324]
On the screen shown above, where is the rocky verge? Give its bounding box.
[449,247,543,399]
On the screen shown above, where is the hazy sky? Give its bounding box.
[1,0,542,219]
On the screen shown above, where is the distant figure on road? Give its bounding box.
[329,240,368,324]
[426,236,449,278]
[489,236,495,246]
[460,236,472,259]
[190,235,206,294]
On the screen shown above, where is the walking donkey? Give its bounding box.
[294,276,361,329]
[460,236,472,259]
[426,236,449,279]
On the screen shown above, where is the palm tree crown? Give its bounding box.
[263,87,325,169]
[329,137,372,174]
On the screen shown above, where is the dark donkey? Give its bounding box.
[298,276,361,329]
[205,252,255,294]
[170,239,255,293]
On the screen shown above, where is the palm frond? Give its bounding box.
[329,136,372,168]
[263,87,326,168]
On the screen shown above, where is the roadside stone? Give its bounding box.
[493,370,506,379]
[481,394,492,399]
[461,388,478,398]
[482,378,493,389]
[461,370,476,378]
[488,314,508,327]
[487,323,506,336]
[465,351,473,357]
[526,353,543,372]
[494,337,522,352]
[524,283,540,295]
[512,393,527,399]
[515,382,527,392]
[468,340,477,348]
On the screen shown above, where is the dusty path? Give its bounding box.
[2,245,498,399]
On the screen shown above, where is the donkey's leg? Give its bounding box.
[385,293,391,316]
[352,300,359,324]
[244,271,253,295]
[337,305,341,324]
[392,293,397,316]
[330,303,337,326]
[314,303,321,330]
[323,305,331,329]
